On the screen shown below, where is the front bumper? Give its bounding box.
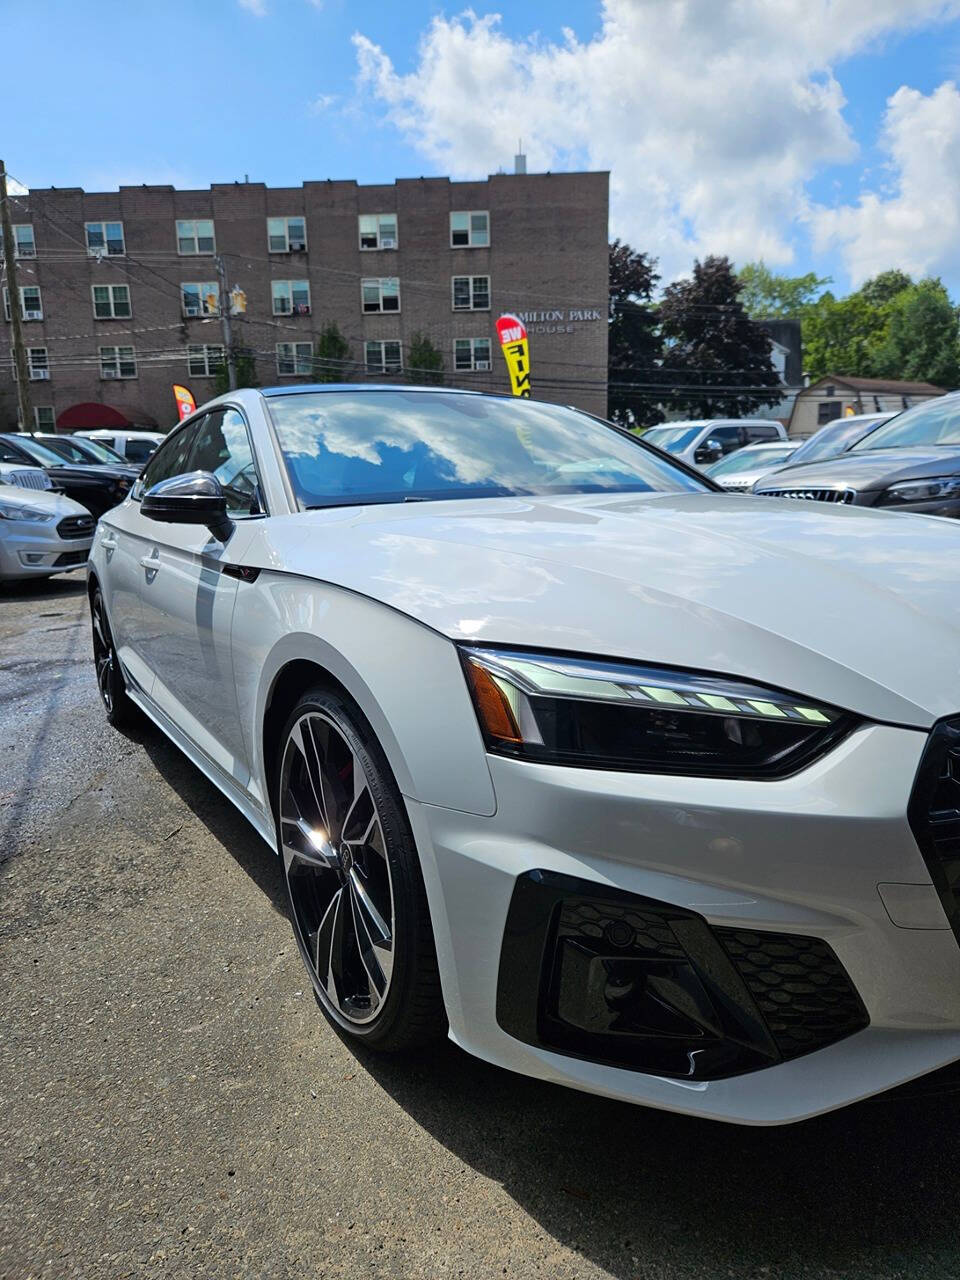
[0,525,93,580]
[407,721,960,1124]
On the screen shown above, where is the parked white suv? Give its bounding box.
[74,429,166,467]
[644,419,787,468]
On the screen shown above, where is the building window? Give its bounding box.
[364,340,402,374]
[361,277,400,313]
[450,211,489,248]
[454,338,492,372]
[181,282,220,316]
[276,342,314,376]
[85,221,125,256]
[176,218,215,255]
[358,213,398,250]
[452,275,490,311]
[817,401,843,426]
[91,284,131,319]
[187,344,224,377]
[27,347,49,380]
[13,225,36,258]
[267,216,307,253]
[34,406,55,430]
[3,285,44,321]
[271,280,311,316]
[100,346,137,379]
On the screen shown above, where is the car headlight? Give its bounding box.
[0,499,55,523]
[878,476,960,506]
[460,647,854,778]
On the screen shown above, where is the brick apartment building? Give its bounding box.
[1,170,609,433]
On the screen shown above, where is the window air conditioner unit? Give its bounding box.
[380,236,396,249]
[289,240,305,251]
[475,360,491,370]
[102,368,118,379]
[30,368,50,380]
[185,306,200,317]
[293,303,310,315]
[25,310,42,320]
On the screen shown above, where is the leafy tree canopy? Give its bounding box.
[407,332,445,385]
[314,322,351,383]
[737,261,831,319]
[608,239,663,426]
[658,255,781,418]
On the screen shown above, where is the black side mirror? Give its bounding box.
[695,439,723,465]
[141,470,234,542]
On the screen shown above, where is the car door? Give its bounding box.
[136,406,261,787]
[101,419,199,696]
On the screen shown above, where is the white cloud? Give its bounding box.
[813,80,960,283]
[352,0,960,279]
[309,92,338,114]
[238,0,268,14]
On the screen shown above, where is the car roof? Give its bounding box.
[257,382,493,399]
[77,428,164,438]
[735,440,799,450]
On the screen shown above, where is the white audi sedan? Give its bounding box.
[87,386,960,1125]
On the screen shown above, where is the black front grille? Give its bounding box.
[57,514,95,540]
[715,928,869,1060]
[909,717,960,941]
[758,487,856,504]
[497,870,868,1082]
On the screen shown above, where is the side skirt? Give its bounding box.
[126,684,279,855]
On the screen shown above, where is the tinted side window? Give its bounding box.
[746,425,778,442]
[186,408,260,514]
[711,426,744,455]
[125,438,156,463]
[0,443,30,464]
[138,420,201,495]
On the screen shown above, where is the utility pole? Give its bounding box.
[0,160,32,432]
[214,253,238,390]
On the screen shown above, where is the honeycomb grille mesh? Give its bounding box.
[558,898,686,958]
[715,928,868,1059]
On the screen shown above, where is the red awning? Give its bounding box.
[56,402,158,430]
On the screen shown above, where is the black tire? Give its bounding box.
[274,685,446,1051]
[90,586,138,730]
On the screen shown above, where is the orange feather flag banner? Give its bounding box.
[172,385,196,421]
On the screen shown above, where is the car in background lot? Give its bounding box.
[0,461,55,494]
[0,434,134,519]
[36,433,127,467]
[772,412,894,473]
[754,393,960,517]
[75,429,165,467]
[705,440,800,490]
[87,384,960,1125]
[644,419,787,468]
[0,483,95,582]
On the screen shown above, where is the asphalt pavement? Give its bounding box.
[3,572,960,1279]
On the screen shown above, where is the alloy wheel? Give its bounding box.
[279,711,395,1025]
[91,593,115,715]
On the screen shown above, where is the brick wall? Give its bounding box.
[0,172,609,431]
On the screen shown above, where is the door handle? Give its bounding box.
[139,555,161,572]
[100,536,117,550]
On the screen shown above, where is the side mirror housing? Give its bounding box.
[695,439,723,465]
[141,470,234,542]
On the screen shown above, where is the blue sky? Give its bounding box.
[7,0,960,293]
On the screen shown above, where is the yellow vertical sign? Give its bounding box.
[496,313,532,397]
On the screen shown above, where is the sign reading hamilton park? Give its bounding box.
[514,307,605,335]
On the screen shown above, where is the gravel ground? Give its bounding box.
[4,572,960,1280]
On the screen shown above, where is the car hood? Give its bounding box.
[756,447,960,492]
[0,482,91,518]
[49,463,128,483]
[251,491,960,727]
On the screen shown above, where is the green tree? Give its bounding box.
[407,332,445,385]
[313,322,351,382]
[607,239,663,426]
[857,269,913,308]
[213,348,259,396]
[801,291,882,380]
[658,255,781,418]
[870,279,960,388]
[737,261,831,319]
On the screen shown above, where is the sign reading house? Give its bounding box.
[515,307,604,335]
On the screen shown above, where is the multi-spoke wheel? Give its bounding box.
[90,587,136,729]
[276,688,446,1049]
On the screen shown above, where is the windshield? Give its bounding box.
[41,436,121,464]
[707,445,795,476]
[74,437,124,462]
[8,437,70,467]
[267,391,710,509]
[788,417,890,465]
[643,425,703,454]
[850,396,960,451]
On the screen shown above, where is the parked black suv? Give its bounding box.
[753,394,960,518]
[0,433,133,518]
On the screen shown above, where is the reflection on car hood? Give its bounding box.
[0,482,92,517]
[251,491,960,727]
[756,447,960,491]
